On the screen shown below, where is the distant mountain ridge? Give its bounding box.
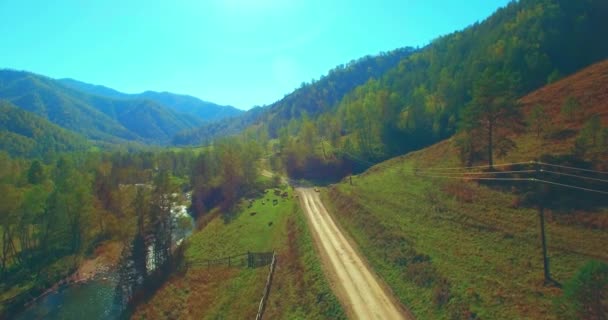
[0,100,90,158]
[58,78,243,122]
[0,70,240,145]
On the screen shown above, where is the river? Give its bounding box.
[14,193,194,320]
[13,274,120,320]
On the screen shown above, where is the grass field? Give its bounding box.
[321,141,608,319]
[133,184,344,319]
[318,62,608,319]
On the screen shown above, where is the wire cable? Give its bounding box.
[419,161,534,171]
[337,149,378,167]
[534,179,608,195]
[416,173,532,181]
[416,169,536,176]
[538,161,608,175]
[414,173,608,194]
[540,169,608,183]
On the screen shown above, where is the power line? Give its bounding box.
[540,169,608,183]
[416,169,536,176]
[335,149,377,167]
[419,161,608,175]
[538,161,608,175]
[414,172,608,195]
[415,173,532,181]
[534,179,608,195]
[341,152,375,167]
[418,161,534,171]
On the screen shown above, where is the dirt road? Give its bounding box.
[297,188,411,320]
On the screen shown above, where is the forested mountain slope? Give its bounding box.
[264,0,608,182]
[172,47,416,145]
[329,0,608,161]
[0,101,90,158]
[0,70,205,144]
[59,78,243,122]
[323,57,608,320]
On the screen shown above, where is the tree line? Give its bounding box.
[0,135,266,316]
[255,0,608,179]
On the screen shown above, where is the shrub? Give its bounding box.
[447,298,479,320]
[433,278,452,308]
[555,260,608,319]
[442,182,475,203]
[406,261,437,288]
[561,96,580,121]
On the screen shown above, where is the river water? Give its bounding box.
[14,194,194,320]
[14,275,120,320]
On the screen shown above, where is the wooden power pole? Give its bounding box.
[535,162,558,286]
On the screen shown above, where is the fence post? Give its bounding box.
[255,251,277,320]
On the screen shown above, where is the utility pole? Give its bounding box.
[535,161,555,286]
[538,197,551,284]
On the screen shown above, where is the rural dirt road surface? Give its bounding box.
[297,188,412,320]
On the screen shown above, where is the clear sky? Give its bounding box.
[0,0,510,110]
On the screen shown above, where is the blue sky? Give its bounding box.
[0,0,510,109]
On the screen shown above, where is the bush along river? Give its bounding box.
[14,192,194,320]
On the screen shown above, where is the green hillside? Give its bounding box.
[321,58,608,319]
[172,47,416,145]
[133,185,344,319]
[0,101,90,158]
[59,78,243,122]
[252,0,608,181]
[0,70,205,144]
[334,0,608,161]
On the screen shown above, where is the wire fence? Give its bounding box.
[187,251,274,269]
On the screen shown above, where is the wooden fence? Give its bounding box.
[187,251,274,269]
[255,252,277,320]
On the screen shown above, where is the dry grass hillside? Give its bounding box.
[322,60,608,319]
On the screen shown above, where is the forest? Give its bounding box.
[1,0,608,318]
[0,135,265,316]
[217,0,608,181]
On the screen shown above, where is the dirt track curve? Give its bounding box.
[297,188,411,320]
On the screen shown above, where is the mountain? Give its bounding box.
[0,100,89,158]
[322,0,608,162]
[57,78,127,100]
[322,58,608,319]
[59,78,243,122]
[259,0,608,173]
[173,47,416,145]
[0,70,206,144]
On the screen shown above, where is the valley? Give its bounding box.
[1,0,608,319]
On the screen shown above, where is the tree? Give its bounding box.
[44,157,94,257]
[0,184,23,279]
[461,69,520,169]
[561,96,580,121]
[132,187,149,282]
[150,170,176,270]
[528,104,549,138]
[216,139,244,210]
[27,160,45,185]
[574,115,605,161]
[556,260,608,319]
[19,185,50,269]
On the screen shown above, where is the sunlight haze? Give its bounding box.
[0,0,510,109]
